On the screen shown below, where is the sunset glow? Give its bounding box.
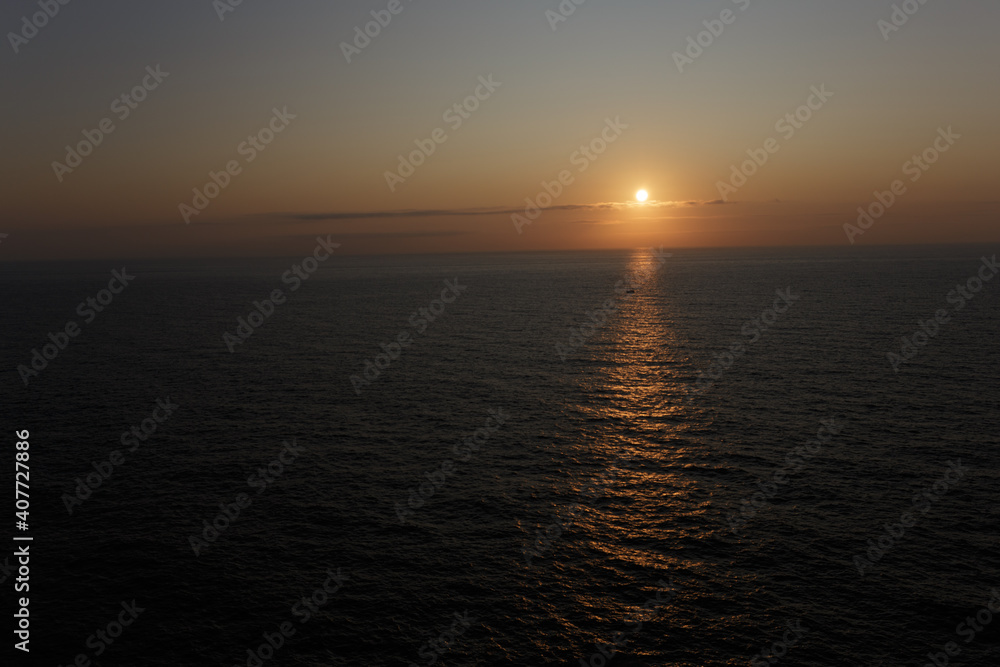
[0,2,997,260]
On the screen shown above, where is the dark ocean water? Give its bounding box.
[1,245,998,666]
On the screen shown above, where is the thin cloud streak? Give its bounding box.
[263,200,726,223]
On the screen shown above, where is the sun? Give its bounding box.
[636,189,649,202]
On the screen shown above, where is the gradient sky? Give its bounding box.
[2,0,998,259]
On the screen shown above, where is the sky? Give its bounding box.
[1,0,998,260]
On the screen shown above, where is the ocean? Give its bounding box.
[2,245,998,666]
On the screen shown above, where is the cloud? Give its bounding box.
[310,230,469,240]
[267,205,590,222]
[260,199,727,224]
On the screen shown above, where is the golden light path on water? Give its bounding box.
[550,248,722,658]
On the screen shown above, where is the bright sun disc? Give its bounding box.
[636,190,648,202]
